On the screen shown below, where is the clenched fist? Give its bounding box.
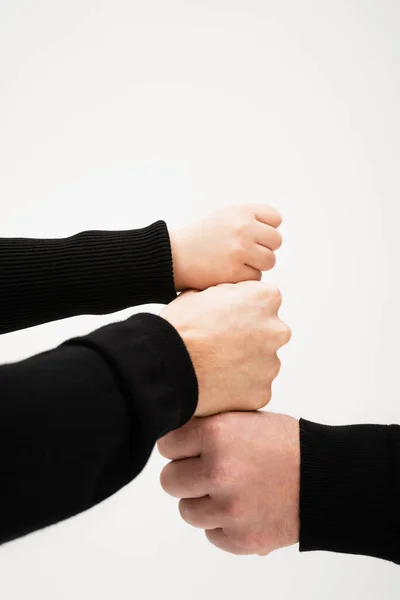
[160,281,291,416]
[159,411,300,556]
[170,204,282,291]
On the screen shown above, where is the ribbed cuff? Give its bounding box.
[0,220,177,334]
[62,220,177,311]
[299,419,400,563]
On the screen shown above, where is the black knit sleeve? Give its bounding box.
[299,418,400,564]
[0,221,176,334]
[0,313,198,544]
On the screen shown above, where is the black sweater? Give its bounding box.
[0,222,399,565]
[0,221,197,543]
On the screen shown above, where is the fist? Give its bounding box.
[160,281,291,416]
[170,204,282,291]
[158,412,300,556]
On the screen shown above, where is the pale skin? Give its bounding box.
[165,203,288,416]
[161,282,291,416]
[169,204,283,291]
[158,411,300,556]
[159,203,295,555]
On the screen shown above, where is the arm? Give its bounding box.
[159,412,400,565]
[0,313,197,544]
[299,419,400,564]
[0,221,176,334]
[0,203,282,334]
[0,278,284,544]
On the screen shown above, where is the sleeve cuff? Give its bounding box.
[69,220,177,311]
[0,220,177,334]
[299,418,400,563]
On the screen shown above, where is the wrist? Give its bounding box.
[284,416,301,546]
[169,229,188,291]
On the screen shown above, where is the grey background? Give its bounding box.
[0,0,399,598]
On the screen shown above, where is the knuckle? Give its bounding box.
[208,458,233,487]
[272,286,283,306]
[264,386,273,406]
[284,324,292,344]
[253,386,272,409]
[232,211,253,241]
[203,415,228,444]
[262,283,282,306]
[272,356,282,379]
[278,322,292,345]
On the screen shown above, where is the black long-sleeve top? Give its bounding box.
[0,221,176,334]
[0,221,198,543]
[0,221,399,566]
[300,419,400,564]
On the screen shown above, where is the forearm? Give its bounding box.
[0,221,176,334]
[299,418,400,564]
[0,313,197,544]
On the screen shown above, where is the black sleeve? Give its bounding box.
[0,221,177,335]
[0,313,198,544]
[299,418,400,564]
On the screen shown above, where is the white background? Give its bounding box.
[0,0,399,598]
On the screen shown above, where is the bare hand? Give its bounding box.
[170,204,282,291]
[159,411,300,556]
[160,282,291,416]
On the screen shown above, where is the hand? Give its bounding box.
[160,282,291,416]
[170,204,282,291]
[158,411,300,556]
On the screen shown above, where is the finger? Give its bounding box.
[205,529,250,555]
[254,221,283,250]
[160,457,209,498]
[179,497,224,530]
[237,265,262,282]
[246,245,276,272]
[249,204,282,228]
[158,418,203,460]
[248,283,282,314]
